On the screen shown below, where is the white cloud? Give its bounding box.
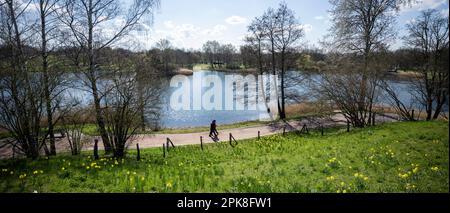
[164,21,175,29]
[118,21,233,50]
[400,0,448,13]
[225,15,248,25]
[202,25,227,36]
[405,18,417,24]
[298,24,313,33]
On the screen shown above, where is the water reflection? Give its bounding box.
[62,70,447,129]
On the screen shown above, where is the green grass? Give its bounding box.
[192,63,212,71]
[0,121,448,193]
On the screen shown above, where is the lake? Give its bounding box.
[64,70,447,129]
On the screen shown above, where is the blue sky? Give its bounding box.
[127,0,449,51]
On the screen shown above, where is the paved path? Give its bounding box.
[0,113,400,159]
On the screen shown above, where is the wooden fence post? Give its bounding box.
[136,143,141,161]
[200,136,203,151]
[229,133,237,148]
[283,127,286,136]
[412,109,415,120]
[372,112,376,126]
[321,125,324,136]
[347,120,350,132]
[93,139,99,160]
[163,143,166,158]
[258,131,260,140]
[166,138,175,152]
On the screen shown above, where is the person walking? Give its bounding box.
[209,120,219,138]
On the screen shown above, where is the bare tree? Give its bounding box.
[246,17,265,74]
[219,43,236,67]
[378,79,416,120]
[34,0,61,155]
[404,9,449,120]
[245,18,276,121]
[273,2,304,119]
[61,104,90,155]
[0,0,44,159]
[102,71,161,158]
[155,38,172,73]
[239,44,257,69]
[202,40,220,68]
[260,7,282,118]
[57,0,160,154]
[321,0,404,127]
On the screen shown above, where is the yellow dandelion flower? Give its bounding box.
[431,166,439,171]
[166,181,173,188]
[398,173,409,179]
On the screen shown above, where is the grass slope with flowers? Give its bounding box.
[0,121,448,193]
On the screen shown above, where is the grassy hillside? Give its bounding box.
[0,121,448,192]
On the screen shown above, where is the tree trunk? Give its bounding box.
[40,0,56,155]
[270,38,282,119]
[426,98,433,120]
[257,39,274,121]
[87,0,112,154]
[432,92,445,119]
[279,51,286,120]
[114,145,125,158]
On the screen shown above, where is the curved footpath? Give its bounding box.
[0,113,400,159]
